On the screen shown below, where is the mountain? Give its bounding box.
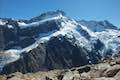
[0,10,120,74]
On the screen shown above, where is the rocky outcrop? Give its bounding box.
[102,65,120,77]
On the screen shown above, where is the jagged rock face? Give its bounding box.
[0,19,59,50]
[0,24,19,50]
[45,36,90,69]
[1,44,46,74]
[1,36,101,74]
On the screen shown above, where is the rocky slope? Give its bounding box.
[0,10,120,74]
[0,36,101,74]
[1,54,120,80]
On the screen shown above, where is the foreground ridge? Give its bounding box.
[1,54,120,80]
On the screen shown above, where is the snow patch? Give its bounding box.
[0,19,7,25]
[95,29,120,53]
[18,14,64,29]
[0,49,20,70]
[7,25,14,29]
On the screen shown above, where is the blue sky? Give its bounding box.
[0,0,120,27]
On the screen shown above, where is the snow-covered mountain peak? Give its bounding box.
[99,20,117,28]
[17,11,67,29]
[29,10,65,22]
[79,20,118,32]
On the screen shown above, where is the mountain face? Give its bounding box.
[0,10,120,74]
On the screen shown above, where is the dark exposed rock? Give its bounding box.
[57,74,64,80]
[77,66,91,73]
[1,36,101,74]
[1,44,46,74]
[0,18,60,50]
[45,76,53,80]
[6,74,15,79]
[44,36,89,69]
[102,65,120,77]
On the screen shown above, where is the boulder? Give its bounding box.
[102,65,120,77]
